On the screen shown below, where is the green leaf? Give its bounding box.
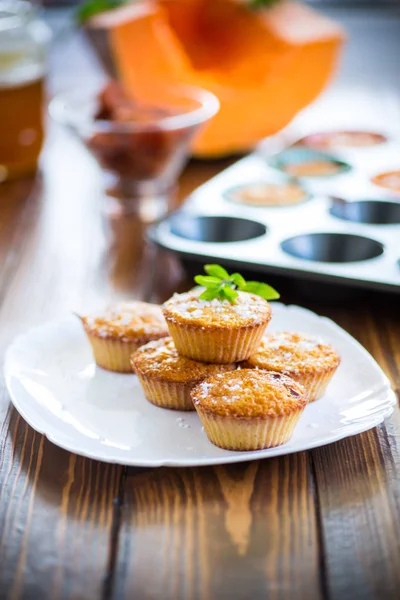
[194,263,280,304]
[241,281,280,300]
[231,272,246,289]
[194,275,223,287]
[204,264,230,280]
[76,0,127,25]
[199,288,219,301]
[220,285,239,303]
[250,0,281,11]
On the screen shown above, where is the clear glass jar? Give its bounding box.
[0,0,50,181]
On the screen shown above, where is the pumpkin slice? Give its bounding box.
[87,0,345,157]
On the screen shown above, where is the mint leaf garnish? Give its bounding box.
[199,288,220,301]
[250,0,281,10]
[204,264,230,280]
[194,264,280,304]
[194,275,223,287]
[220,286,239,302]
[231,272,246,288]
[76,0,126,24]
[241,281,280,301]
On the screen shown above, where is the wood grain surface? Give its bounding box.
[114,456,321,600]
[1,13,400,600]
[0,167,123,600]
[112,296,400,600]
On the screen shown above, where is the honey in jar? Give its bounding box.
[0,1,50,181]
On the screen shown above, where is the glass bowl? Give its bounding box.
[49,84,219,220]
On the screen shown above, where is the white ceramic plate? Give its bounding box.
[4,304,396,467]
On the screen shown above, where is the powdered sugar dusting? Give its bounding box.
[163,291,271,327]
[82,301,168,340]
[192,369,306,418]
[247,332,340,371]
[132,338,235,382]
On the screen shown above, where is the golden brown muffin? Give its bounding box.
[192,369,306,451]
[298,131,387,149]
[132,337,235,410]
[283,160,343,177]
[244,332,340,401]
[228,182,307,207]
[371,170,400,194]
[80,301,169,372]
[162,291,272,364]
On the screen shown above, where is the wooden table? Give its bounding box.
[1,9,400,600]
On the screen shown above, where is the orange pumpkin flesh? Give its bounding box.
[90,0,345,157]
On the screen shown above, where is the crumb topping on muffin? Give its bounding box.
[132,337,235,382]
[284,160,342,177]
[245,332,340,374]
[191,369,306,418]
[81,302,168,341]
[162,291,271,328]
[371,170,400,192]
[299,131,386,149]
[230,182,306,207]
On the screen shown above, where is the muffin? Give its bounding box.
[131,337,235,410]
[297,130,387,149]
[244,332,340,401]
[371,170,400,194]
[192,369,306,451]
[80,301,169,372]
[283,159,345,177]
[226,181,307,207]
[162,291,272,364]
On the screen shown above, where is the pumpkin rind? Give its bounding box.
[89,0,345,157]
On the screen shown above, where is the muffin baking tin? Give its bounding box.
[150,133,400,293]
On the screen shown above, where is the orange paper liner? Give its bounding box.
[85,333,139,373]
[196,410,303,451]
[165,320,268,364]
[136,374,195,411]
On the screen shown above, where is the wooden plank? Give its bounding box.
[114,456,322,600]
[0,21,236,600]
[310,418,400,600]
[0,133,125,600]
[0,178,37,280]
[114,259,400,600]
[0,117,235,600]
[0,410,122,600]
[310,300,400,600]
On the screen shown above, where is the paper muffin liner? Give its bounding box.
[243,363,339,402]
[135,374,195,411]
[196,410,303,451]
[165,320,268,364]
[292,365,339,402]
[85,333,140,373]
